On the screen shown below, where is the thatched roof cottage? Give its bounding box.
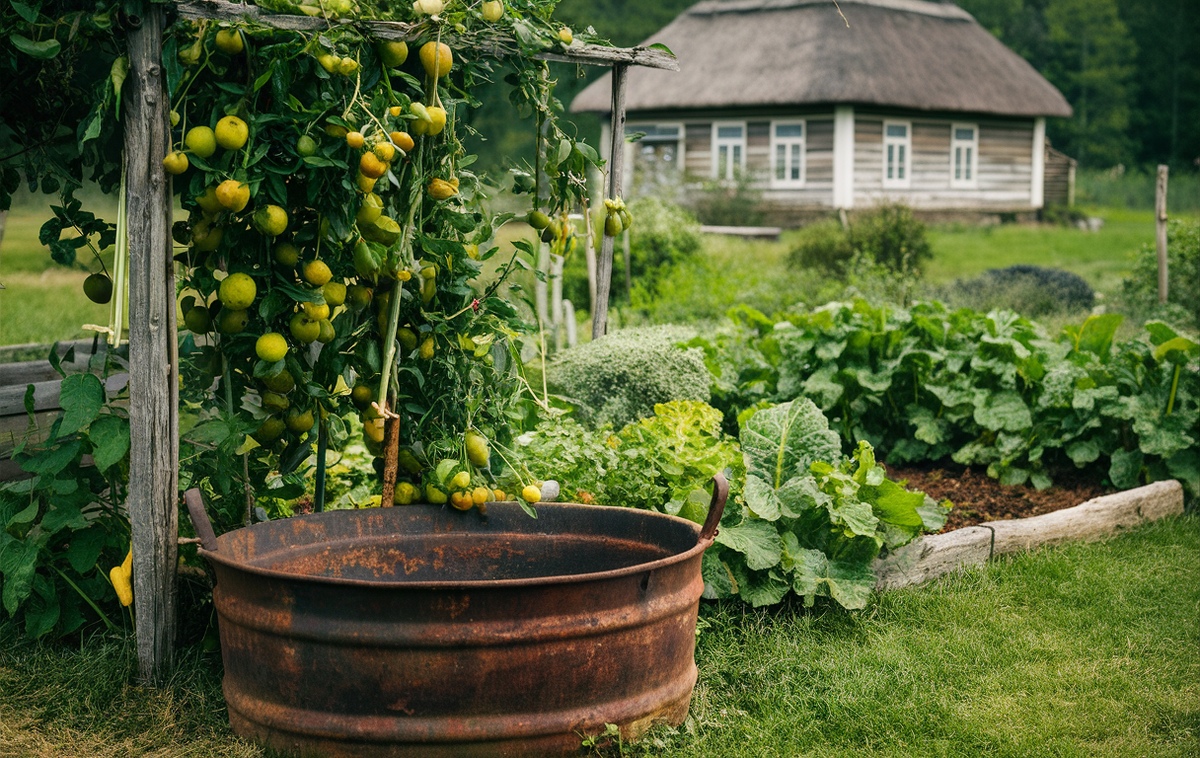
[571,0,1075,218]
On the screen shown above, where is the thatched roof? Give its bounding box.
[571,0,1072,119]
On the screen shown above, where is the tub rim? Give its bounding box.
[197,501,717,592]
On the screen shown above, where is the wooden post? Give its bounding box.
[622,229,632,304]
[1156,164,1169,304]
[125,5,179,684]
[550,253,564,352]
[593,63,628,340]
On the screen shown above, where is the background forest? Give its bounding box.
[465,0,1199,181]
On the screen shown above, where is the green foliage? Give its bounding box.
[786,218,853,274]
[0,346,130,639]
[1077,167,1200,213]
[1117,219,1199,331]
[506,400,743,520]
[702,401,946,609]
[508,398,942,610]
[940,264,1095,319]
[848,203,932,274]
[686,300,1200,498]
[545,325,710,429]
[688,170,763,227]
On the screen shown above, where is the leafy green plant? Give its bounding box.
[0,346,131,639]
[786,218,853,273]
[1118,219,1199,331]
[546,325,710,429]
[685,300,1200,499]
[848,202,932,274]
[701,400,946,609]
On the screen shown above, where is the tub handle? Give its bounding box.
[184,488,219,552]
[699,473,728,544]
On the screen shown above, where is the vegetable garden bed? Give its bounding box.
[884,461,1113,532]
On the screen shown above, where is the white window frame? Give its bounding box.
[882,120,912,189]
[625,122,684,145]
[770,120,806,187]
[711,121,746,181]
[950,122,979,188]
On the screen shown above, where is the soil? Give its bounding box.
[883,462,1114,533]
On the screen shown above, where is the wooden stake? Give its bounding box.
[1156,164,1169,304]
[124,5,178,684]
[381,399,400,507]
[593,63,628,340]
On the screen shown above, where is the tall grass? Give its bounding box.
[1077,167,1200,214]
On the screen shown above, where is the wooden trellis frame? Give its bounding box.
[125,1,676,683]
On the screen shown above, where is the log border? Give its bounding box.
[874,479,1186,591]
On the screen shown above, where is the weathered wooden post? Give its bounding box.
[124,4,180,683]
[1156,164,1169,304]
[593,62,628,340]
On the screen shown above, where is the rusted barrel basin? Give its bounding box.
[188,480,726,758]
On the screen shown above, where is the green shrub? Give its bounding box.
[545,325,710,429]
[561,196,701,307]
[787,218,853,273]
[941,265,1095,318]
[1118,219,1199,330]
[688,170,764,226]
[849,203,932,274]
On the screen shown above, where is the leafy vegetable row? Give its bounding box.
[685,301,1199,499]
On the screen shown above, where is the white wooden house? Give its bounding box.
[571,0,1075,217]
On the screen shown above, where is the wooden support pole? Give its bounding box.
[125,5,179,684]
[593,63,628,340]
[1156,164,1169,304]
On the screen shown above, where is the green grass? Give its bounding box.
[1,204,118,348]
[2,516,1195,757]
[924,209,1166,293]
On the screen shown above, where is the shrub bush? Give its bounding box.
[1118,219,1199,331]
[941,265,1095,318]
[787,218,853,273]
[688,170,764,226]
[848,203,932,273]
[560,196,701,308]
[545,325,710,429]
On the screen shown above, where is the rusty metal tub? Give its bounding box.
[185,475,727,757]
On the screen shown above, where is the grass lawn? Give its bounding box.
[924,208,1163,292]
[1,203,118,347]
[2,515,1195,757]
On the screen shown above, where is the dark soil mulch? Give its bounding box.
[883,461,1114,533]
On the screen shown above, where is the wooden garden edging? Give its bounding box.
[874,480,1185,590]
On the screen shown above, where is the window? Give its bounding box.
[883,120,911,189]
[626,123,683,191]
[626,123,681,143]
[951,123,978,188]
[712,122,745,180]
[770,121,805,186]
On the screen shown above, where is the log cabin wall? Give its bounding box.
[853,113,1034,209]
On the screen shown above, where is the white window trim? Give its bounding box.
[950,122,979,189]
[625,121,685,144]
[882,119,912,189]
[711,121,747,181]
[769,119,806,188]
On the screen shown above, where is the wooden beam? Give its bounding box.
[592,62,627,340]
[173,0,679,70]
[125,5,180,685]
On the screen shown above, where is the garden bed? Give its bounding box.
[884,461,1113,532]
